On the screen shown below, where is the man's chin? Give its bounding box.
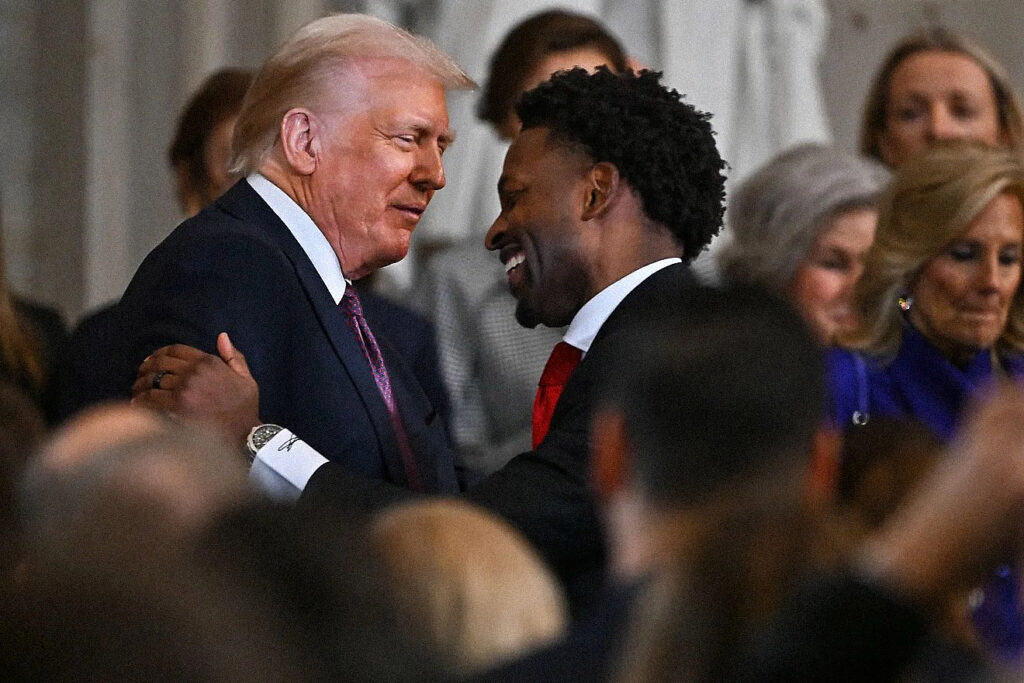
[514,301,540,329]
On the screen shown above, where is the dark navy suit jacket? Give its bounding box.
[118,180,458,498]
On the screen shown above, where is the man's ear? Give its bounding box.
[278,108,320,176]
[581,161,620,221]
[591,407,631,502]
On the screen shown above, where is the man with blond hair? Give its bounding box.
[119,15,474,503]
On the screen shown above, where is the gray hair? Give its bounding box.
[232,13,476,174]
[719,143,891,291]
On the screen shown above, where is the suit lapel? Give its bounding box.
[216,181,411,487]
[590,262,695,349]
[547,262,694,437]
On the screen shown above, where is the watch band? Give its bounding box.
[246,423,284,462]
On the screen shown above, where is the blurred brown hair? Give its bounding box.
[477,10,627,135]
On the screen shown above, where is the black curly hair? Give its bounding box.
[516,67,727,260]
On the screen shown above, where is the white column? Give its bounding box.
[83,0,132,310]
[181,0,233,92]
[273,0,328,44]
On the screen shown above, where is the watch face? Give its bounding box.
[250,425,283,453]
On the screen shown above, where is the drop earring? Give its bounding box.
[898,294,913,312]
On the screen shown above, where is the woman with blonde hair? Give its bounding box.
[861,28,1024,168]
[368,499,567,676]
[830,139,1024,657]
[832,140,1024,430]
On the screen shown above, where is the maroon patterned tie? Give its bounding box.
[340,287,422,491]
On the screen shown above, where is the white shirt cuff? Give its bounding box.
[247,428,328,501]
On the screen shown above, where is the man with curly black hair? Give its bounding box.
[133,67,727,617]
[487,66,725,331]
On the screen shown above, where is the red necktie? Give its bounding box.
[532,341,582,448]
[340,287,422,491]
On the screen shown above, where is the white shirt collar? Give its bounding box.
[563,258,682,354]
[246,173,348,303]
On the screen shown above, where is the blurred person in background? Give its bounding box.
[169,68,253,218]
[831,140,1024,659]
[719,143,889,345]
[861,28,1024,169]
[19,404,253,564]
[614,383,1024,682]
[369,499,567,676]
[0,222,67,424]
[0,382,45,581]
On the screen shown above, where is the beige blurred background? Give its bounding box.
[2,0,1022,322]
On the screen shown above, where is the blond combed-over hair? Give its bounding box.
[840,140,1024,358]
[231,13,475,174]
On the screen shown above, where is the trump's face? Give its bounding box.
[308,59,452,279]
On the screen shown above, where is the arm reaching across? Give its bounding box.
[856,382,1024,606]
[742,383,1024,680]
[132,333,260,444]
[132,334,333,501]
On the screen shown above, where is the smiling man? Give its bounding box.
[118,15,473,498]
[134,67,726,610]
[466,67,726,603]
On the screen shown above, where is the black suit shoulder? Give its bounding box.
[7,298,68,424]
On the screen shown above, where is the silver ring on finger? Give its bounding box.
[152,370,171,390]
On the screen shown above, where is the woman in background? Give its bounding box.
[168,68,253,217]
[861,28,1024,169]
[831,140,1024,658]
[0,236,66,424]
[719,143,889,345]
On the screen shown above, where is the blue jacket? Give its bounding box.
[828,322,1024,658]
[828,323,1024,441]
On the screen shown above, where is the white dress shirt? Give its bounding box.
[564,258,681,356]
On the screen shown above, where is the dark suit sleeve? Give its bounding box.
[299,461,420,518]
[119,228,302,408]
[467,347,605,613]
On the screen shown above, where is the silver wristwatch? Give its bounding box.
[245,423,284,462]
